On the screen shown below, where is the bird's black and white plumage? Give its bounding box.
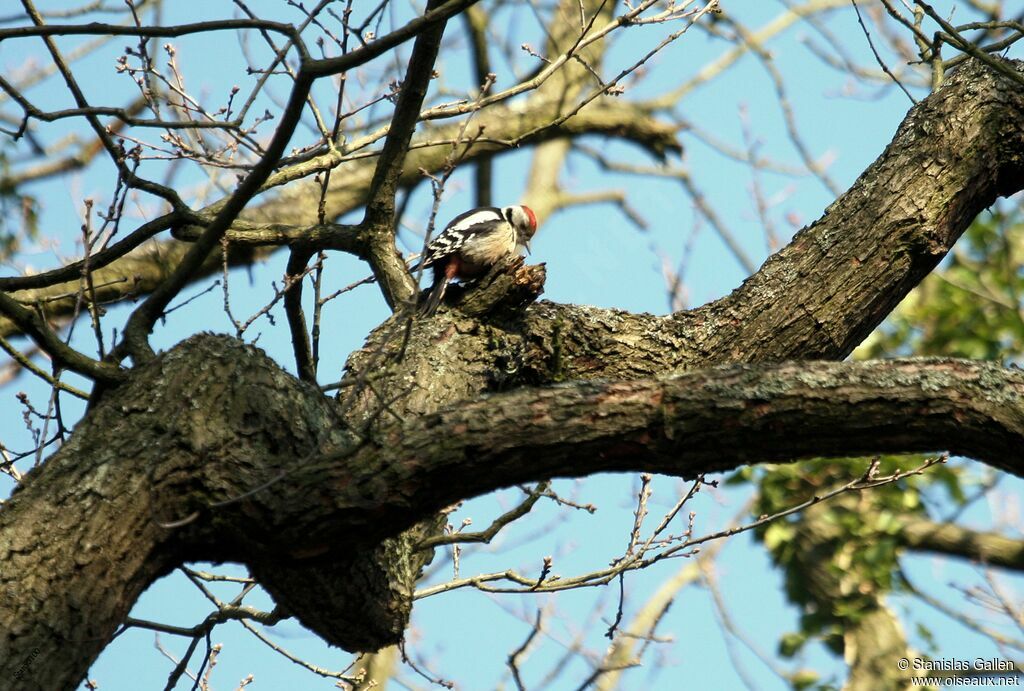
[417,204,538,316]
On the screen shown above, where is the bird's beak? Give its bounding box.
[524,240,532,255]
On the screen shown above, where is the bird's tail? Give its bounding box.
[418,276,447,317]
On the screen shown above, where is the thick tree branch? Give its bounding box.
[324,358,1024,535]
[2,44,1023,691]
[3,334,1023,687]
[248,57,1024,673]
[481,57,1024,383]
[704,57,1024,362]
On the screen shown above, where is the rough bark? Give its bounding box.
[0,336,351,690]
[3,338,1024,688]
[1,58,1023,690]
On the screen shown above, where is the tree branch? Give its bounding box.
[115,71,314,363]
[0,102,673,338]
[900,517,1024,570]
[2,29,1024,691]
[692,58,1024,362]
[4,330,1024,685]
[323,357,1024,537]
[360,0,449,310]
[0,292,125,383]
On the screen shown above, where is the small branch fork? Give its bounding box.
[0,0,720,345]
[418,482,550,550]
[0,2,1016,345]
[122,567,361,687]
[0,0,482,374]
[415,455,948,599]
[878,0,1024,88]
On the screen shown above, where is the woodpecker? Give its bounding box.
[417,204,538,316]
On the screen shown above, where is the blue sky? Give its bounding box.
[1,1,1021,689]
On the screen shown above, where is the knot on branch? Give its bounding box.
[433,256,547,318]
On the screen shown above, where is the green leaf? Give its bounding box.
[779,631,807,658]
[763,521,795,551]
